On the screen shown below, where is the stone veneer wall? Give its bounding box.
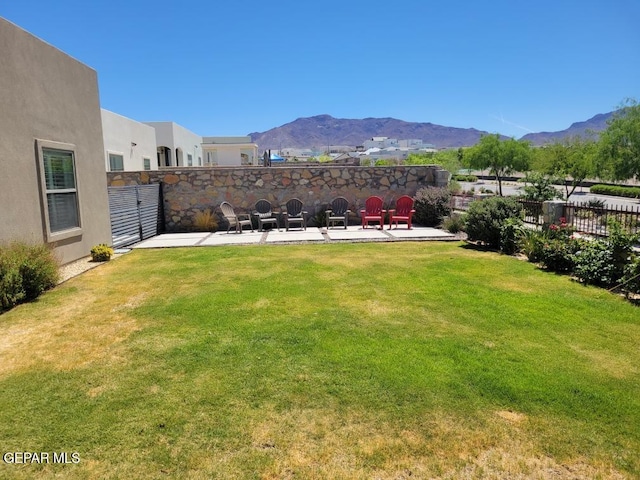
[107,165,449,232]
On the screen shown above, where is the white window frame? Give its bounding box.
[36,139,83,242]
[143,157,151,171]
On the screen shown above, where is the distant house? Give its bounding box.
[0,18,112,265]
[102,109,158,171]
[144,121,202,167]
[363,137,399,149]
[362,136,437,153]
[201,136,259,166]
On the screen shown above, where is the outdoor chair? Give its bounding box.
[360,196,386,229]
[284,198,307,231]
[220,201,253,233]
[388,195,416,229]
[253,199,279,231]
[325,197,351,229]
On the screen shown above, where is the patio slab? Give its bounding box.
[387,227,455,239]
[325,226,389,241]
[265,229,325,243]
[199,232,263,245]
[134,233,209,248]
[130,225,458,248]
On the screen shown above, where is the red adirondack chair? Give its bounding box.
[388,195,416,229]
[360,196,386,229]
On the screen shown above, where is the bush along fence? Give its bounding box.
[452,195,640,237]
[462,196,640,301]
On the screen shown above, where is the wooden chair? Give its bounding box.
[284,198,307,231]
[360,196,386,229]
[219,201,253,233]
[388,195,416,229]
[325,197,351,229]
[253,199,279,231]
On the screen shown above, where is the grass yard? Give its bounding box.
[0,242,638,479]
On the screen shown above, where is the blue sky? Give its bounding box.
[2,0,638,140]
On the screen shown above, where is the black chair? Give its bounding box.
[253,199,279,231]
[284,198,307,231]
[325,197,351,229]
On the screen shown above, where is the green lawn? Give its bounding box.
[0,242,638,479]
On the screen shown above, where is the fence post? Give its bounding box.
[542,200,566,228]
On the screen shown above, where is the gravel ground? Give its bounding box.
[57,253,125,284]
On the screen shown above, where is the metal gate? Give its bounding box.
[108,184,161,248]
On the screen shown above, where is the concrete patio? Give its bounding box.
[133,225,456,249]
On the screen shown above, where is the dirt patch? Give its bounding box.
[0,276,144,378]
[496,410,527,424]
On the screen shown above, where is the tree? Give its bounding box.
[597,99,640,180]
[521,171,564,201]
[543,136,597,198]
[405,149,461,174]
[463,134,532,196]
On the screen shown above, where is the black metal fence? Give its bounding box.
[518,200,543,226]
[563,202,640,237]
[451,195,640,237]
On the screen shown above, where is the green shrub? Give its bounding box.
[573,241,617,287]
[414,187,451,227]
[621,257,640,297]
[0,252,25,311]
[585,198,606,209]
[451,174,478,182]
[15,243,59,300]
[539,237,582,273]
[442,213,465,234]
[499,217,525,255]
[0,242,59,312]
[573,220,638,287]
[448,179,462,195]
[519,229,544,263]
[590,184,640,198]
[465,196,523,248]
[91,244,114,262]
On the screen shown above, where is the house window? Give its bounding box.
[109,153,124,171]
[187,154,193,166]
[143,158,151,170]
[37,140,82,242]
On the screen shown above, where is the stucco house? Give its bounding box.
[201,136,259,166]
[101,109,158,172]
[0,18,112,265]
[144,121,203,168]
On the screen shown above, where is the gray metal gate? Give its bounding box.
[108,184,161,248]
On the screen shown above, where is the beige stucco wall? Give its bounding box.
[0,18,112,265]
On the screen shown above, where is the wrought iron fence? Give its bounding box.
[451,195,475,211]
[451,195,640,237]
[518,200,543,226]
[563,202,640,237]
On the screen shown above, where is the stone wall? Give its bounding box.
[107,165,449,232]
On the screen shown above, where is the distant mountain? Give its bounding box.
[249,115,492,151]
[519,112,613,145]
[248,112,614,151]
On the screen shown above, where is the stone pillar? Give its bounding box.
[434,168,450,188]
[542,200,565,228]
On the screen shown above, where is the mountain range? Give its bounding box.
[249,112,613,151]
